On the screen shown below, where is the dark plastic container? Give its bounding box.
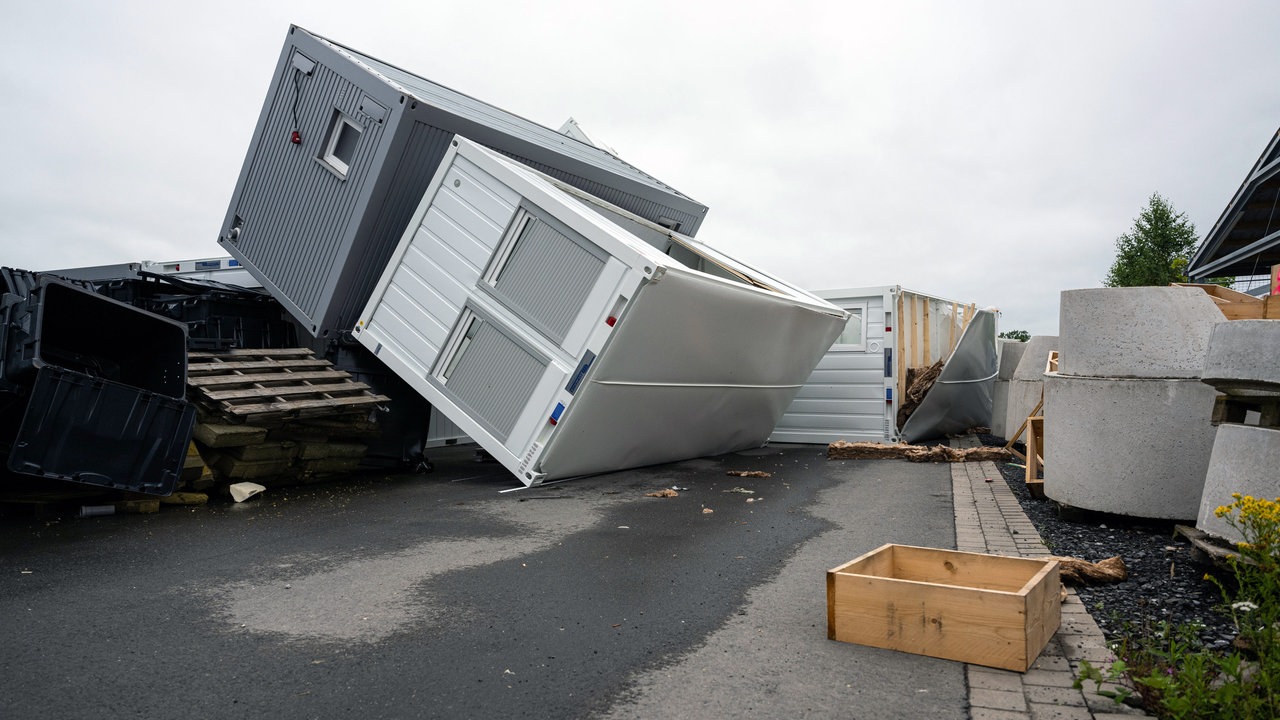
[95,273,300,351]
[6,366,196,495]
[3,277,189,399]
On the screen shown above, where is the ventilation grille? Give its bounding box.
[443,318,547,440]
[489,214,605,343]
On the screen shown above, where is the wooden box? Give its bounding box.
[827,544,1061,672]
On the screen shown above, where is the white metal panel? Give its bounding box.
[538,268,845,478]
[772,289,894,444]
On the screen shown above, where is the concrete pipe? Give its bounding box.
[1197,424,1280,543]
[1043,373,1217,519]
[1003,335,1057,440]
[1202,320,1280,394]
[1058,287,1223,379]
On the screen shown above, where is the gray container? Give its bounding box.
[219,26,709,346]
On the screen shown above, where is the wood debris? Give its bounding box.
[896,359,944,428]
[827,440,1012,463]
[726,470,771,478]
[646,489,679,498]
[1047,555,1128,586]
[185,349,390,490]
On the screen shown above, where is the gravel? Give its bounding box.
[983,435,1239,652]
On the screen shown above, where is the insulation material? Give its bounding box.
[827,440,1010,463]
[898,310,998,443]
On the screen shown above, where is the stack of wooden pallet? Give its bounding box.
[185,348,390,488]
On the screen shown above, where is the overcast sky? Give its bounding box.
[3,1,1278,335]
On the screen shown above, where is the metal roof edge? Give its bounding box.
[1189,126,1280,275]
[291,25,702,208]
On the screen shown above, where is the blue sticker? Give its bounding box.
[565,350,596,394]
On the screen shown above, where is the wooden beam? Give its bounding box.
[948,302,958,355]
[922,297,932,364]
[897,293,907,404]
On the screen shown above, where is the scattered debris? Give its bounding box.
[896,359,944,429]
[746,497,760,504]
[827,440,1012,463]
[724,487,755,495]
[646,489,679,498]
[726,470,771,478]
[1047,555,1128,586]
[158,492,209,506]
[701,507,714,515]
[229,482,266,503]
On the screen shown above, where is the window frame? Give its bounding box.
[831,304,868,352]
[319,111,363,177]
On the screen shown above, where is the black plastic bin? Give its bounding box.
[0,274,196,495]
[3,277,188,398]
[7,366,196,495]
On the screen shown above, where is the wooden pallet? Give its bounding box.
[187,349,390,420]
[1211,394,1280,429]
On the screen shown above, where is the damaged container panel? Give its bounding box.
[7,366,196,495]
[0,273,196,495]
[354,138,846,485]
[771,287,978,444]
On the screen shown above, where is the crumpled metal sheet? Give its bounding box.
[899,309,998,443]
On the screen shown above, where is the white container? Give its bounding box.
[354,138,846,485]
[771,286,979,444]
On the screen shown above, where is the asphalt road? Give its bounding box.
[0,444,965,719]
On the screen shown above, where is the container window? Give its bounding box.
[321,112,362,177]
[438,312,480,381]
[833,306,867,351]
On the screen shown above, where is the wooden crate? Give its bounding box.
[827,544,1061,671]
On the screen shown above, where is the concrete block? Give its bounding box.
[992,380,1011,438]
[997,339,1028,381]
[1012,336,1058,382]
[1197,424,1280,543]
[1202,319,1280,393]
[1043,373,1217,519]
[1058,287,1222,379]
[1004,378,1046,441]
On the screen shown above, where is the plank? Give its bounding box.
[203,381,373,402]
[224,393,390,418]
[188,369,352,388]
[897,293,907,405]
[189,348,315,359]
[192,423,269,448]
[187,358,331,374]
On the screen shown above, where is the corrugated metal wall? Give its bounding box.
[772,295,890,443]
[230,48,387,331]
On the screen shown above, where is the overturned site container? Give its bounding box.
[353,138,847,485]
[771,286,980,444]
[0,274,196,495]
[218,26,708,348]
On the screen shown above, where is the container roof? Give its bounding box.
[303,27,700,206]
[1189,127,1280,280]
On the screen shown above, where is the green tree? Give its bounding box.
[1103,193,1200,287]
[998,330,1030,342]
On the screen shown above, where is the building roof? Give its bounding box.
[1189,127,1280,280]
[304,27,699,205]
